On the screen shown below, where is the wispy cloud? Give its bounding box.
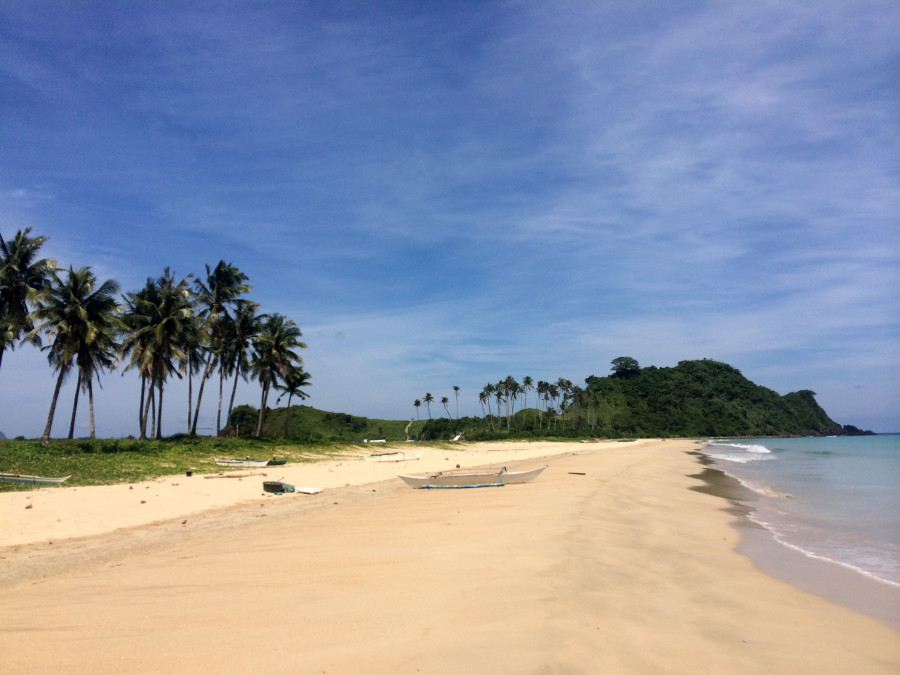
[1,1,897,435]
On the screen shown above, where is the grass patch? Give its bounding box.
[0,437,353,491]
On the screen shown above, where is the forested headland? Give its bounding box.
[242,358,872,442]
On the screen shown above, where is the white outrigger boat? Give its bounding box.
[0,473,71,486]
[214,458,270,467]
[396,465,547,489]
[365,451,423,463]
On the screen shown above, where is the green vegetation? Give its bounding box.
[1,227,309,441]
[0,436,353,491]
[420,358,848,440]
[2,357,862,490]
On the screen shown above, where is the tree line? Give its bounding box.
[0,228,309,440]
[415,358,846,440]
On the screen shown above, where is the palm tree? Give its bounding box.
[440,396,451,418]
[119,269,193,439]
[221,300,261,432]
[251,313,306,437]
[192,260,251,435]
[275,364,311,437]
[27,267,119,441]
[0,227,55,378]
[413,399,422,421]
[423,392,434,419]
[521,376,534,426]
[453,385,460,420]
[119,278,159,439]
[481,383,495,431]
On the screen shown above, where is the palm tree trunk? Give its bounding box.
[41,367,67,442]
[150,388,156,439]
[227,373,240,433]
[256,380,269,437]
[284,392,294,437]
[187,358,193,434]
[142,387,154,440]
[68,372,81,439]
[192,355,214,435]
[156,381,164,439]
[216,367,225,436]
[138,375,147,440]
[87,378,95,439]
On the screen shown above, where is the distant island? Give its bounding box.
[233,359,874,442]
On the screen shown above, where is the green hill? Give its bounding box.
[230,359,867,441]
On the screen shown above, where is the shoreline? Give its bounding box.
[1,439,897,672]
[689,453,900,631]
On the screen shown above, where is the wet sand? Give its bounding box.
[1,439,897,673]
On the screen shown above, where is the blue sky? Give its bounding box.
[1,1,898,437]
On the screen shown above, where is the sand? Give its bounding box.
[1,439,897,673]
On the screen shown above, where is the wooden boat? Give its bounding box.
[365,451,423,463]
[214,458,270,467]
[396,465,547,489]
[0,473,71,486]
[267,458,287,466]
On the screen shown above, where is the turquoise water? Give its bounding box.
[701,435,900,587]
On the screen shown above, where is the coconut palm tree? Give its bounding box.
[119,278,160,438]
[192,260,251,435]
[453,385,460,420]
[27,267,119,440]
[221,299,261,432]
[481,383,495,431]
[0,227,55,378]
[413,399,422,420]
[275,364,311,437]
[440,396,451,418]
[251,313,306,437]
[119,269,194,439]
[423,392,434,419]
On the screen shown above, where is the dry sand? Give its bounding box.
[1,439,897,673]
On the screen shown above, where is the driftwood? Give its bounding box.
[204,471,268,479]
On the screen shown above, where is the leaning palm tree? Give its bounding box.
[27,267,119,441]
[0,227,55,378]
[192,260,251,435]
[250,313,306,437]
[423,392,434,420]
[221,300,262,432]
[275,364,312,438]
[440,396,451,418]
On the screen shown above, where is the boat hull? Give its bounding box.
[397,465,547,489]
[214,458,270,467]
[0,473,71,486]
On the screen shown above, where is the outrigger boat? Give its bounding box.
[365,451,423,463]
[214,458,270,467]
[0,473,71,486]
[396,465,547,489]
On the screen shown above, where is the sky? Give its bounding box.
[1,0,898,438]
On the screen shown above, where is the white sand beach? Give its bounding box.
[1,439,897,673]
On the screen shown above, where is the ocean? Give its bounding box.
[700,435,900,589]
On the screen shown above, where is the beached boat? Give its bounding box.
[396,465,547,489]
[365,451,423,463]
[214,458,270,467]
[266,458,287,466]
[0,472,71,486]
